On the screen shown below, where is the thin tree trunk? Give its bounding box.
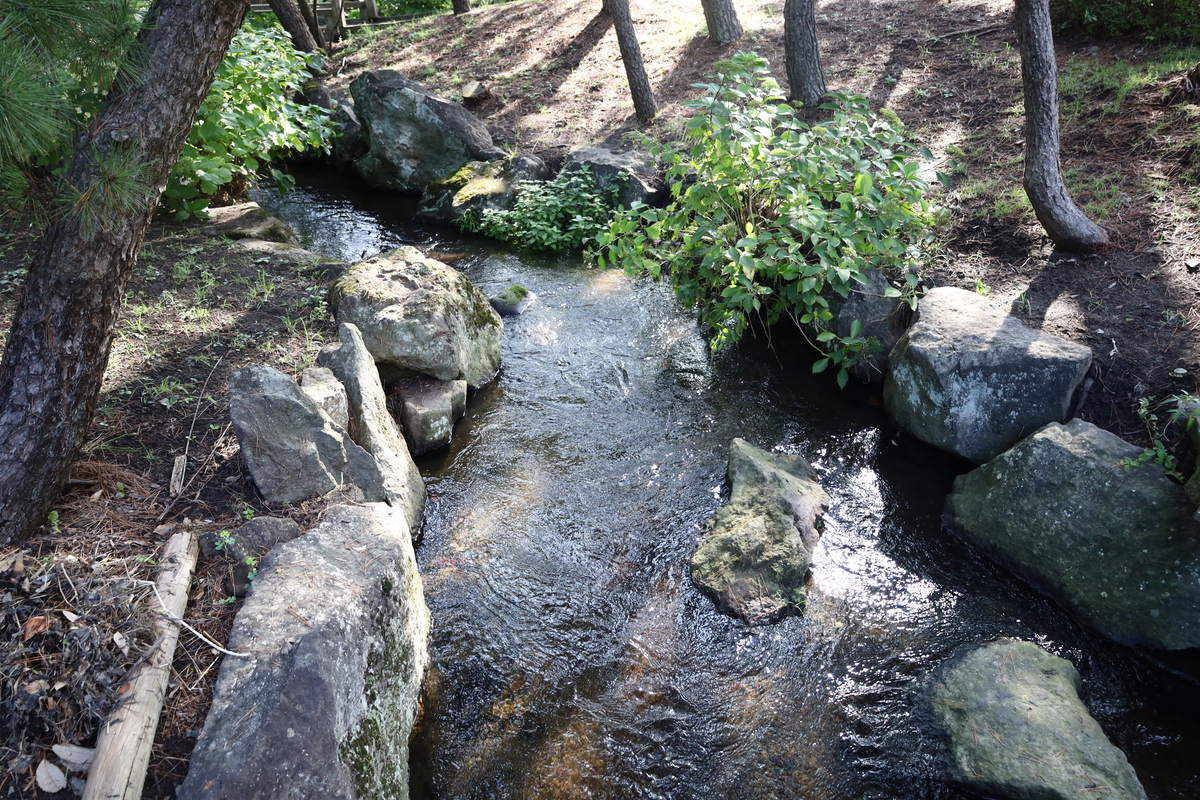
[606,0,656,124]
[452,0,471,15]
[0,0,250,546]
[298,0,326,50]
[266,0,320,54]
[784,0,826,109]
[701,0,742,45]
[1014,0,1107,251]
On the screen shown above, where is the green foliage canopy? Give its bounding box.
[597,53,940,387]
[1049,0,1200,41]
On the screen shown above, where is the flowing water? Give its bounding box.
[257,174,1200,800]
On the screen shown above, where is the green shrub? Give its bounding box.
[1049,0,1200,41]
[163,26,333,219]
[596,52,939,387]
[460,166,619,252]
[377,0,450,15]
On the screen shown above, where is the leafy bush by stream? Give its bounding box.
[460,166,619,252]
[597,52,941,387]
[163,26,333,219]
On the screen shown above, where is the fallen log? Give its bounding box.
[82,530,199,800]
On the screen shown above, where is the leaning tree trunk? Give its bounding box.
[0,0,250,546]
[452,0,471,15]
[1014,0,1107,251]
[298,0,326,50]
[607,0,657,124]
[784,0,826,109]
[700,0,742,46]
[267,0,321,54]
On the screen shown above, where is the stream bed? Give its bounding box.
[256,174,1200,800]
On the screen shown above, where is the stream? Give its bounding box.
[255,173,1200,800]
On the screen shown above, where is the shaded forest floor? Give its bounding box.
[0,0,1198,796]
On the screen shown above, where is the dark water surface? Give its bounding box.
[256,174,1200,800]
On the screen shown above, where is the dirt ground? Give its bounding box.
[0,0,1198,796]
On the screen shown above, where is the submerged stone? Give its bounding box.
[489,284,536,316]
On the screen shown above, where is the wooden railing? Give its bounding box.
[250,1,381,39]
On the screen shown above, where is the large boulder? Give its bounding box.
[318,323,426,535]
[228,365,387,504]
[884,287,1091,463]
[330,100,369,165]
[691,439,829,625]
[416,155,549,224]
[562,146,663,208]
[329,246,503,389]
[179,503,430,800]
[931,640,1147,800]
[349,70,504,192]
[946,419,1200,649]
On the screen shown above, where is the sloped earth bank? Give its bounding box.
[255,174,1200,800]
[0,0,1197,796]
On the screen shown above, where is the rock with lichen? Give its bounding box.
[417,156,549,225]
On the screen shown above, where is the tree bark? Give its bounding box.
[701,0,742,45]
[784,0,826,109]
[297,0,326,50]
[0,0,250,546]
[1014,0,1108,251]
[606,0,656,124]
[266,0,320,54]
[452,0,472,15]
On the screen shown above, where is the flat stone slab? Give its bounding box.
[201,201,299,244]
[947,419,1200,649]
[932,639,1147,800]
[884,287,1091,463]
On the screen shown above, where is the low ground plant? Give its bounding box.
[597,52,941,386]
[460,166,619,252]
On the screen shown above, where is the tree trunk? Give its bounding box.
[452,0,471,15]
[1014,0,1108,251]
[0,0,250,546]
[297,0,326,50]
[266,0,320,54]
[701,0,742,45]
[784,0,826,109]
[606,0,656,124]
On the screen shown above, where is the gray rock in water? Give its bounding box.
[691,439,829,625]
[489,284,536,316]
[931,640,1147,800]
[350,70,504,192]
[179,503,429,800]
[201,201,299,245]
[416,155,549,225]
[389,377,467,455]
[884,287,1091,463]
[329,246,503,389]
[228,365,385,504]
[319,323,426,536]
[300,366,350,430]
[811,267,908,386]
[946,419,1200,649]
[563,146,663,208]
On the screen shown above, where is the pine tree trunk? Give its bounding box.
[701,0,742,45]
[0,0,250,546]
[452,0,471,15]
[607,0,656,124]
[1014,0,1107,251]
[266,0,320,54]
[784,0,826,109]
